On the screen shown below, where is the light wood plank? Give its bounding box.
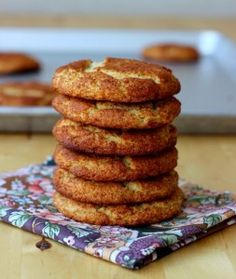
[0,15,236,41]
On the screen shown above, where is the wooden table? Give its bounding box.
[0,15,236,279]
[0,135,236,279]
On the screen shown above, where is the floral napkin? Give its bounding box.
[0,158,236,269]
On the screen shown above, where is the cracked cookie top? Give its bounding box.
[52,57,180,103]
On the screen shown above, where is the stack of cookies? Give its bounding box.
[52,57,184,226]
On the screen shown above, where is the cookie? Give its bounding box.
[143,43,199,63]
[0,52,40,74]
[54,145,177,181]
[54,168,178,204]
[53,187,184,226]
[0,81,54,106]
[53,94,181,129]
[53,119,177,156]
[52,57,180,103]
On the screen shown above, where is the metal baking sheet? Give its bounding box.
[0,28,236,133]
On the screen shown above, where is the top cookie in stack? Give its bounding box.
[52,57,184,226]
[52,57,180,103]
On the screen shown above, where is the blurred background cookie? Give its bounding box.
[0,52,40,74]
[142,43,200,63]
[0,81,54,106]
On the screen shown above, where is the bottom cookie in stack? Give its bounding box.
[53,168,184,226]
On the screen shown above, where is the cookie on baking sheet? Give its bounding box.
[52,57,180,103]
[53,187,184,226]
[53,94,181,130]
[54,145,178,181]
[142,43,200,63]
[54,168,178,204]
[0,52,40,74]
[53,119,177,156]
[0,81,54,106]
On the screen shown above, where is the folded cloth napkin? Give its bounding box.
[0,158,235,269]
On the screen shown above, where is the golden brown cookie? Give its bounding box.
[53,119,177,156]
[0,81,54,106]
[54,145,178,181]
[52,57,180,103]
[54,168,178,204]
[53,94,181,129]
[0,52,40,74]
[53,187,184,226]
[143,43,200,63]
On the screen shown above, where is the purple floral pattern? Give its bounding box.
[0,158,236,269]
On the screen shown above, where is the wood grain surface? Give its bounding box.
[0,134,235,279]
[0,14,236,41]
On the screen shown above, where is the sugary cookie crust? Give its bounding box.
[53,94,181,129]
[52,57,180,103]
[53,187,184,226]
[53,118,177,155]
[54,168,178,204]
[54,145,178,181]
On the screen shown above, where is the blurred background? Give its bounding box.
[0,0,236,41]
[0,0,235,133]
